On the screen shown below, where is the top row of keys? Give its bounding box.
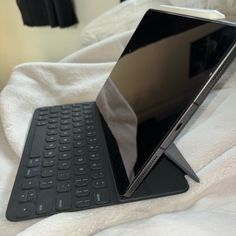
[39,103,93,111]
[38,104,93,116]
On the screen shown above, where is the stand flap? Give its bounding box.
[165,144,200,182]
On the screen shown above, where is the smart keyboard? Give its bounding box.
[6,102,117,221]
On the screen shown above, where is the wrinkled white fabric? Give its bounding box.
[0,1,236,235]
[81,0,236,47]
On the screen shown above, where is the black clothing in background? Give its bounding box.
[16,0,78,28]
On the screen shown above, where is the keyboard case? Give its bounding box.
[6,103,188,221]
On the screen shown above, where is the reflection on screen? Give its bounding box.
[96,11,236,193]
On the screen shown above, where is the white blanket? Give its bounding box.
[1,1,236,236]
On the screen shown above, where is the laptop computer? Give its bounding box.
[6,9,236,221]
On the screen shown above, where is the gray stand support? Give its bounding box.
[165,143,200,182]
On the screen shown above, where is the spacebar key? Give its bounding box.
[30,126,46,158]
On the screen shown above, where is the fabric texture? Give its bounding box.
[80,0,236,47]
[0,0,236,235]
[16,0,78,28]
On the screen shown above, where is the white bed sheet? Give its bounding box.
[0,1,236,235]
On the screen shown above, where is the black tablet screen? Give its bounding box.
[96,10,236,194]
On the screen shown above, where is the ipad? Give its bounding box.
[96,9,236,197]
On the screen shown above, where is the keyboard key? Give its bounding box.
[60,137,71,144]
[59,144,71,152]
[27,190,36,201]
[74,156,86,165]
[17,189,36,202]
[59,152,71,160]
[44,150,57,158]
[91,162,102,170]
[87,131,96,137]
[46,136,57,142]
[75,177,89,187]
[49,118,59,124]
[91,171,104,179]
[38,116,47,121]
[72,103,81,108]
[18,191,27,202]
[41,168,54,177]
[61,125,70,131]
[73,117,82,122]
[39,111,48,116]
[36,203,51,215]
[85,120,94,125]
[57,171,71,180]
[27,158,40,167]
[60,130,71,137]
[61,119,70,125]
[48,124,58,129]
[72,109,81,114]
[17,203,34,218]
[75,187,89,197]
[93,180,106,188]
[74,134,84,140]
[73,122,83,127]
[74,149,85,156]
[89,153,100,160]
[43,158,55,167]
[36,121,47,126]
[86,125,95,131]
[61,114,70,119]
[40,178,54,189]
[47,130,57,136]
[75,198,90,208]
[45,142,57,150]
[72,112,81,117]
[61,105,71,110]
[83,105,92,110]
[25,167,39,178]
[49,113,59,118]
[72,105,81,110]
[57,181,71,193]
[84,110,92,115]
[58,160,71,170]
[88,145,99,152]
[56,193,71,211]
[75,166,87,175]
[22,178,38,189]
[73,128,83,133]
[84,115,93,119]
[73,141,84,148]
[36,189,53,215]
[61,110,70,115]
[50,106,60,113]
[94,189,110,205]
[87,138,98,144]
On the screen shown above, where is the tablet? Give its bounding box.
[96,9,236,197]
